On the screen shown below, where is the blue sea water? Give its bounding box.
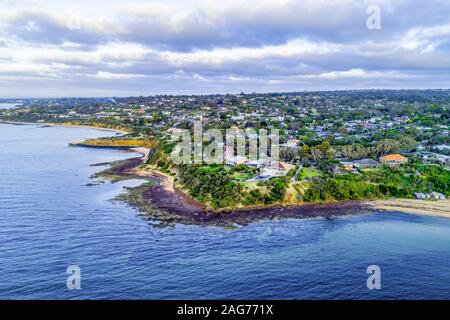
[0,123,449,300]
[0,102,20,109]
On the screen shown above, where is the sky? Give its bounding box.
[1,0,450,97]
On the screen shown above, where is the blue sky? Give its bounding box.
[1,0,450,97]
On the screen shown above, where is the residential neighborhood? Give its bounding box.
[1,89,449,207]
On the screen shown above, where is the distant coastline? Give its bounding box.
[0,120,130,134]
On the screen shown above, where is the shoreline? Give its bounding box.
[4,121,448,223]
[0,120,130,134]
[368,199,450,219]
[123,170,372,226]
[110,156,450,224]
[100,156,374,226]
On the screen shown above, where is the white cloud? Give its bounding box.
[160,39,340,67]
[1,0,450,96]
[302,68,408,80]
[94,71,146,80]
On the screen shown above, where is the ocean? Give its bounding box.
[0,123,449,299]
[0,103,21,109]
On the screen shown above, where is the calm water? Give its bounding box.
[0,102,20,109]
[0,124,449,300]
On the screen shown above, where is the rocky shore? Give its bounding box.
[97,154,373,226]
[77,142,449,226]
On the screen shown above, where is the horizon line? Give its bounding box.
[2,87,450,100]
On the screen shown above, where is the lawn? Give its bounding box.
[230,171,257,181]
[297,167,322,180]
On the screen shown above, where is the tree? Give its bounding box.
[299,145,311,162]
[399,136,418,151]
[373,139,401,156]
[310,147,323,162]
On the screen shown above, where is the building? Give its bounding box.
[415,152,450,166]
[430,192,446,200]
[225,155,247,168]
[354,158,381,169]
[339,160,355,171]
[414,192,428,199]
[414,192,445,200]
[379,154,408,166]
[167,127,186,141]
[261,161,295,176]
[246,158,271,169]
[286,139,300,147]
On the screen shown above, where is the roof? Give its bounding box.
[269,161,295,170]
[167,127,183,132]
[355,158,380,165]
[379,154,407,161]
[247,158,270,165]
[283,162,295,170]
[226,155,247,163]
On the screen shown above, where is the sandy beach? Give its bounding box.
[368,199,450,219]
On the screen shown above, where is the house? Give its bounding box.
[414,192,429,199]
[225,155,247,168]
[354,158,381,169]
[340,160,355,171]
[261,161,295,176]
[430,192,446,200]
[379,154,408,166]
[286,139,300,147]
[436,144,450,151]
[415,152,450,166]
[167,127,186,141]
[246,158,271,169]
[414,192,446,200]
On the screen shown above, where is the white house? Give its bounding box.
[281,139,300,148]
[225,156,247,168]
[246,158,271,169]
[430,192,446,200]
[261,161,295,176]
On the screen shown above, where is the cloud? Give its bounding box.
[1,0,450,97]
[94,71,147,80]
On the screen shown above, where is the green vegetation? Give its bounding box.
[303,163,450,202]
[297,167,322,180]
[4,91,448,210]
[172,164,291,209]
[142,135,449,209]
[230,164,258,181]
[73,138,153,148]
[177,164,242,208]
